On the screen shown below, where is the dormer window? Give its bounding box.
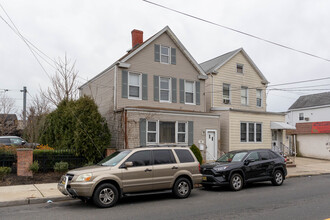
[237,64,244,73]
[161,46,170,64]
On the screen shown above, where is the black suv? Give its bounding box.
[200,149,287,191]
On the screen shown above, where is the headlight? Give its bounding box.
[213,166,228,172]
[76,173,93,182]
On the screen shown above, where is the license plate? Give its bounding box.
[202,176,207,181]
[61,179,65,185]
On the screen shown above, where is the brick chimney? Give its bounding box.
[131,29,143,48]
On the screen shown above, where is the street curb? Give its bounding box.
[0,196,74,208]
[286,172,330,179]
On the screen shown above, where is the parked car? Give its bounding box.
[58,146,202,208]
[200,149,287,191]
[0,136,40,148]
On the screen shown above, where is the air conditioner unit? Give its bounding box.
[223,99,230,104]
[305,117,309,121]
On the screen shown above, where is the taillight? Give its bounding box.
[284,158,287,162]
[198,164,201,172]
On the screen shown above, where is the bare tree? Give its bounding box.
[0,93,17,136]
[42,54,79,106]
[23,94,51,142]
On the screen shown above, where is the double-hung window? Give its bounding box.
[185,81,195,104]
[160,77,171,102]
[160,46,170,64]
[128,72,141,99]
[237,64,244,73]
[256,89,262,107]
[241,86,248,105]
[146,121,187,144]
[241,122,262,143]
[223,83,231,104]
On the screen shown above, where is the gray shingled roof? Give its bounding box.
[289,92,330,110]
[200,48,241,73]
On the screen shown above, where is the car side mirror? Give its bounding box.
[21,141,26,145]
[244,159,255,165]
[124,161,133,168]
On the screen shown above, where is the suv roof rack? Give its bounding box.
[135,145,189,148]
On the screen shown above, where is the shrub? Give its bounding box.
[54,161,69,173]
[36,144,54,150]
[0,145,17,154]
[0,167,12,181]
[29,161,39,174]
[190,144,203,165]
[84,161,94,167]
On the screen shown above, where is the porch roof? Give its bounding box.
[271,122,296,130]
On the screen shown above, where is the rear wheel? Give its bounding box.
[172,177,192,199]
[230,173,243,191]
[272,170,284,186]
[92,183,118,208]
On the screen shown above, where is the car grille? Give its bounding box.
[66,174,74,181]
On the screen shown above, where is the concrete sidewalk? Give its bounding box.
[1,157,330,207]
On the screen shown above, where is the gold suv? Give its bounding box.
[58,146,202,208]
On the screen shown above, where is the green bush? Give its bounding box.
[29,161,39,174]
[190,144,203,165]
[0,167,12,181]
[54,161,69,173]
[84,161,94,167]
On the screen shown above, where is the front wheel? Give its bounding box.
[92,183,118,208]
[230,173,243,191]
[272,170,284,186]
[172,177,192,199]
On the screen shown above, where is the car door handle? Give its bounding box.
[172,166,178,169]
[144,168,152,172]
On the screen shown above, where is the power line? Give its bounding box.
[268,76,330,87]
[143,0,330,63]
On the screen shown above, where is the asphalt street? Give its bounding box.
[1,175,330,220]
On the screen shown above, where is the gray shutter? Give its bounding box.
[179,79,185,103]
[142,74,148,100]
[154,44,160,62]
[188,121,194,146]
[122,70,128,98]
[172,78,177,103]
[196,81,200,105]
[154,75,159,101]
[171,48,176,65]
[140,118,146,146]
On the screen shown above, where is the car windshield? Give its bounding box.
[97,150,131,166]
[216,152,248,163]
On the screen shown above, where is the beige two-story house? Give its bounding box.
[80,26,220,160]
[201,48,294,155]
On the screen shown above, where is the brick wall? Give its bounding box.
[17,148,33,177]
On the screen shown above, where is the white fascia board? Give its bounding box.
[289,104,330,111]
[117,62,131,69]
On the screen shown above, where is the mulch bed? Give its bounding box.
[0,172,63,186]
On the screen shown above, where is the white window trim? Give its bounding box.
[160,45,171,64]
[146,120,188,145]
[237,63,244,74]
[128,72,142,100]
[241,86,249,106]
[146,121,158,144]
[256,89,263,108]
[159,77,172,103]
[240,122,262,143]
[299,113,304,121]
[185,80,196,105]
[223,83,231,104]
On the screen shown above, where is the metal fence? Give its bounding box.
[0,153,17,173]
[34,149,88,172]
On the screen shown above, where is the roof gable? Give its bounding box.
[200,48,269,84]
[289,92,330,110]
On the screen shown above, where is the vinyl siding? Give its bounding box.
[117,32,205,112]
[207,52,267,111]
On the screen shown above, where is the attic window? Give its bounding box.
[237,64,244,73]
[161,46,170,64]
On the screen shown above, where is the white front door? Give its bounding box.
[206,130,216,161]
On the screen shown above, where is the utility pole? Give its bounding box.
[20,86,27,128]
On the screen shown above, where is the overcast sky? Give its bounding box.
[1,0,330,116]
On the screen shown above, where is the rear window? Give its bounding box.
[153,150,176,165]
[259,151,271,160]
[174,149,194,163]
[0,138,10,144]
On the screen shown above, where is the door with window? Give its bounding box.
[152,149,178,190]
[121,150,153,193]
[206,130,217,161]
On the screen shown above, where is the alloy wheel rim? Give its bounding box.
[275,172,283,184]
[99,188,114,204]
[178,181,189,196]
[233,176,242,189]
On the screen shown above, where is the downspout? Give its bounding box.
[124,109,128,149]
[211,74,214,108]
[114,65,117,111]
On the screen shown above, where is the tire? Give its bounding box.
[230,173,243,191]
[272,170,284,186]
[172,177,192,199]
[92,183,119,208]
